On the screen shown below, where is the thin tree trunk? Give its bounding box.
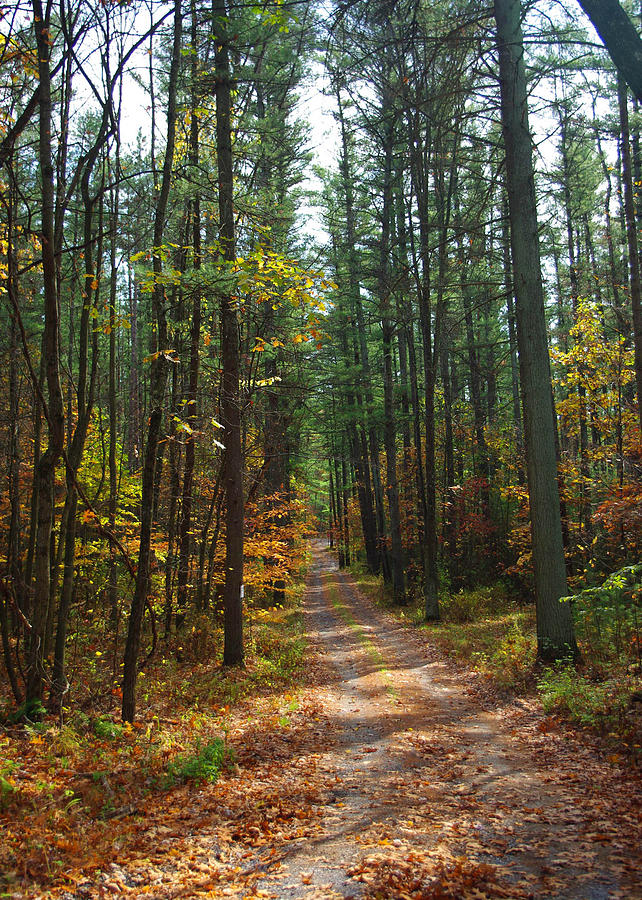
[128,278,141,471]
[214,0,244,666]
[379,96,405,604]
[408,117,439,620]
[27,0,66,702]
[341,447,351,568]
[196,468,222,611]
[617,74,642,437]
[336,87,380,575]
[4,198,23,703]
[108,145,120,627]
[122,0,182,722]
[559,115,590,534]
[51,163,104,709]
[502,197,523,471]
[177,3,203,619]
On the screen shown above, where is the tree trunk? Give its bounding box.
[379,97,406,605]
[494,0,577,660]
[122,0,182,722]
[502,196,524,472]
[51,141,105,710]
[177,4,203,619]
[408,118,439,621]
[108,149,120,628]
[27,0,66,702]
[617,74,642,438]
[336,87,381,575]
[558,115,590,533]
[4,198,24,704]
[577,0,642,103]
[215,0,244,667]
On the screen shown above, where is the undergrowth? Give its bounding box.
[0,573,309,894]
[163,738,228,786]
[537,666,632,733]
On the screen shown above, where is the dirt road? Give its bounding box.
[250,542,641,899]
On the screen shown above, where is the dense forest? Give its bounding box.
[2,0,642,895]
[3,0,641,716]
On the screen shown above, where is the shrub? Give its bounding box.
[93,717,123,741]
[0,758,17,809]
[7,698,46,725]
[537,666,630,731]
[567,563,642,668]
[482,625,536,689]
[183,613,221,662]
[164,738,227,786]
[441,583,515,624]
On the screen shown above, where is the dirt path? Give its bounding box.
[248,542,642,899]
[56,545,641,900]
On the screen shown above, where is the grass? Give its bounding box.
[163,738,228,786]
[350,566,537,691]
[537,666,632,731]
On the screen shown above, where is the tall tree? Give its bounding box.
[122,0,183,723]
[27,0,66,703]
[577,0,642,102]
[494,0,578,660]
[616,73,642,437]
[215,0,244,666]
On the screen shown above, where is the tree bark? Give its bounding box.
[577,0,642,103]
[335,87,381,575]
[177,2,203,619]
[214,0,244,667]
[408,116,439,621]
[617,74,642,438]
[27,0,66,702]
[122,0,182,722]
[494,0,577,660]
[379,92,406,605]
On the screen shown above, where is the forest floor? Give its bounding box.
[5,542,642,899]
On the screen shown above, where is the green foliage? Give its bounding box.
[253,631,305,685]
[566,564,642,665]
[47,725,85,762]
[164,739,227,786]
[8,698,46,725]
[479,625,537,690]
[92,717,123,741]
[537,666,631,731]
[440,583,513,624]
[0,757,17,809]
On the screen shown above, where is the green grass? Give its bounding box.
[325,577,397,698]
[164,738,228,786]
[537,666,630,729]
[349,567,537,691]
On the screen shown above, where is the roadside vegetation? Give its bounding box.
[0,568,308,895]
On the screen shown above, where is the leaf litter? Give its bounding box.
[2,542,642,898]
